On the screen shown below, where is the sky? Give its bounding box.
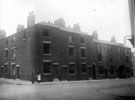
[0,0,132,46]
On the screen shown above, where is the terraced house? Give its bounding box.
[0,12,133,82]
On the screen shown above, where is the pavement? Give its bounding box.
[0,77,133,85]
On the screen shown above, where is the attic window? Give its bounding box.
[43,29,49,37]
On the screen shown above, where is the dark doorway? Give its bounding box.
[88,67,92,78]
[53,64,59,79]
[105,68,107,78]
[16,67,20,79]
[119,65,126,78]
[92,64,96,79]
[62,67,67,80]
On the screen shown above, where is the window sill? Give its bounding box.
[82,73,87,74]
[22,38,26,41]
[43,54,52,56]
[43,36,51,38]
[69,74,75,75]
[43,73,52,75]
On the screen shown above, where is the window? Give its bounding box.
[69,46,74,57]
[127,67,130,74]
[120,55,122,63]
[12,37,15,43]
[43,42,50,54]
[80,37,84,44]
[12,48,16,58]
[11,64,16,75]
[4,65,8,73]
[5,39,8,45]
[5,49,8,58]
[68,36,73,43]
[43,61,51,73]
[23,31,26,39]
[108,46,112,51]
[110,66,115,74]
[43,29,49,37]
[97,44,101,51]
[110,54,113,62]
[98,66,104,74]
[81,48,86,57]
[69,63,75,74]
[118,47,121,52]
[98,53,102,62]
[126,56,129,63]
[81,63,86,73]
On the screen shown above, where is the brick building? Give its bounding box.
[0,13,133,82]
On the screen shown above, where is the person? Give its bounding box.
[31,71,35,84]
[37,73,41,83]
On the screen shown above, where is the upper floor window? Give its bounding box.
[43,61,51,73]
[69,46,74,57]
[118,47,121,52]
[23,31,26,39]
[11,47,16,58]
[81,47,86,57]
[5,39,8,45]
[110,54,113,62]
[5,49,8,58]
[126,56,129,63]
[68,36,73,43]
[43,29,49,37]
[98,53,102,62]
[12,37,15,44]
[43,42,51,54]
[69,63,75,74]
[97,44,102,51]
[80,37,85,44]
[108,46,112,51]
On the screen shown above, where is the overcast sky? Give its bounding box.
[0,0,132,46]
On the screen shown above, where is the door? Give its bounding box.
[16,67,20,79]
[53,65,59,79]
[92,64,96,79]
[105,68,107,78]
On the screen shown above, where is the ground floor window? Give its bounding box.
[4,65,8,73]
[110,66,115,74]
[98,65,104,74]
[81,63,87,73]
[126,67,130,74]
[43,61,51,73]
[11,64,16,75]
[69,63,75,74]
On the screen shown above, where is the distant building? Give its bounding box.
[0,13,133,81]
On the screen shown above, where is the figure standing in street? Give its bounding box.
[37,71,41,83]
[31,71,35,84]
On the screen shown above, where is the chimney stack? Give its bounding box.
[0,30,6,40]
[27,11,35,28]
[54,18,65,27]
[17,25,25,32]
[73,23,80,32]
[92,30,98,40]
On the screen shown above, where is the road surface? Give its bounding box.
[0,79,135,100]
